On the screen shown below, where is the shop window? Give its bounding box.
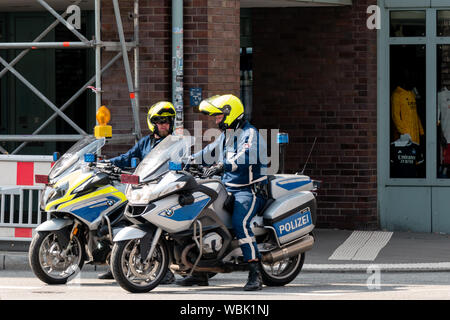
[390,45,426,178]
[437,45,450,178]
[240,47,252,121]
[240,9,252,121]
[0,20,5,138]
[0,23,2,129]
[390,11,426,37]
[437,11,450,37]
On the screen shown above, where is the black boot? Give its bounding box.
[98,269,114,280]
[175,272,209,286]
[160,270,176,284]
[244,262,263,291]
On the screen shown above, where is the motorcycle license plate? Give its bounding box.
[273,208,312,238]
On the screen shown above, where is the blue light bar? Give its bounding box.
[84,153,96,163]
[53,152,60,161]
[131,157,139,168]
[169,161,182,171]
[277,133,289,144]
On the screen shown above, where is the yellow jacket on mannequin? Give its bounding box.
[391,86,424,145]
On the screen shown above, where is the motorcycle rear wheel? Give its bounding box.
[260,252,305,286]
[29,230,85,285]
[111,238,169,293]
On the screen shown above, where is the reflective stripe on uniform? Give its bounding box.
[240,188,257,260]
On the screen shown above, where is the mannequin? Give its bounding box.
[391,70,424,145]
[390,70,424,178]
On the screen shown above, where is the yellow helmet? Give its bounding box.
[147,101,176,134]
[198,94,244,130]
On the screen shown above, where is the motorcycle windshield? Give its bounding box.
[48,136,105,181]
[134,135,194,183]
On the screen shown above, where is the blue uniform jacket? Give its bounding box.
[193,121,268,187]
[109,135,162,169]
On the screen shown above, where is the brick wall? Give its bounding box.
[251,1,378,230]
[100,0,240,156]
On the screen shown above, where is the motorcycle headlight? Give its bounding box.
[127,184,157,205]
[42,182,69,208]
[40,186,56,210]
[54,182,69,199]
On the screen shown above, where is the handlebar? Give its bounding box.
[185,164,220,179]
[185,163,205,178]
[92,162,134,181]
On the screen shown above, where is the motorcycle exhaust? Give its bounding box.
[262,235,314,264]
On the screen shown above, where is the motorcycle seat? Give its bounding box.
[257,198,274,216]
[266,175,276,199]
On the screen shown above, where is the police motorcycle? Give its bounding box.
[110,134,319,293]
[29,136,132,285]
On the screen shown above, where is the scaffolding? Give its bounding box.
[0,0,143,154]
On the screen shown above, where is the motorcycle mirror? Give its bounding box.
[121,174,140,185]
[84,153,97,163]
[53,152,60,161]
[169,161,182,171]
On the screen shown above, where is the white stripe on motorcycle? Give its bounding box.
[328,231,393,261]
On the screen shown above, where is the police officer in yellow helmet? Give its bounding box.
[176,94,268,291]
[107,101,176,169]
[100,101,177,282]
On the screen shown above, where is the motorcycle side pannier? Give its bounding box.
[268,174,313,199]
[263,191,316,245]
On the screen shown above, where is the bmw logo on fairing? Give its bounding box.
[165,208,174,217]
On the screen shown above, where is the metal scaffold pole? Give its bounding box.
[172,0,184,134]
[134,0,140,123]
[0,0,142,153]
[95,0,102,113]
[112,0,142,141]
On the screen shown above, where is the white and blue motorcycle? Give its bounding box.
[111,135,319,293]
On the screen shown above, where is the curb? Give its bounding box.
[2,252,450,273]
[303,262,450,273]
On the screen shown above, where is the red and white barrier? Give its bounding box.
[0,155,53,186]
[0,155,53,241]
[0,227,36,241]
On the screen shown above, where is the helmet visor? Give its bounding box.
[156,107,176,117]
[151,116,171,124]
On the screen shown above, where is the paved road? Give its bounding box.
[1,270,450,301]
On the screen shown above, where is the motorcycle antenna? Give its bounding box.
[300,137,317,175]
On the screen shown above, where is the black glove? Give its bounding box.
[203,163,224,178]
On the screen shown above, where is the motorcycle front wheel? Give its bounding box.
[260,252,305,286]
[29,230,85,285]
[111,238,169,293]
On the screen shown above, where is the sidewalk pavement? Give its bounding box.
[2,228,450,273]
